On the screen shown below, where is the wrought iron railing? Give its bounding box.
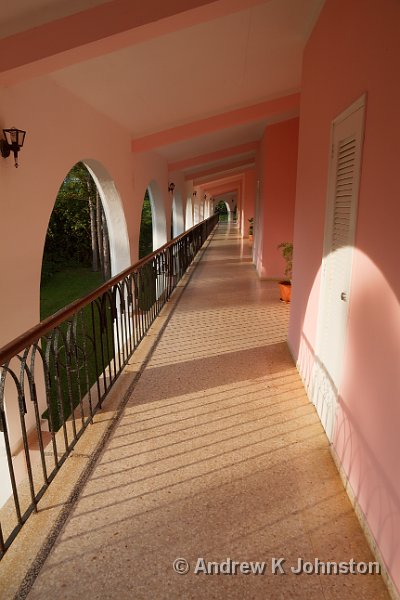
[0,214,218,558]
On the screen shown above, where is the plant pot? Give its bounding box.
[278,281,291,303]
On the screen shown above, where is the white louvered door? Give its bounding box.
[313,96,366,440]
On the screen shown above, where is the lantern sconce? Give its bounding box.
[193,191,197,197]
[168,182,175,194]
[0,127,26,168]
[203,194,207,201]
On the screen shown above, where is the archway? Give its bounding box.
[84,159,130,276]
[214,200,229,222]
[139,181,167,258]
[40,160,130,319]
[139,190,153,259]
[148,180,167,252]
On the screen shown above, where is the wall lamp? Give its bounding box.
[193,191,197,197]
[168,182,175,193]
[0,127,26,168]
[203,194,207,201]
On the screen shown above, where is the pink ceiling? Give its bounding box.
[0,0,109,39]
[0,0,324,181]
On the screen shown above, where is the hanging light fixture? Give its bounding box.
[193,191,197,197]
[0,127,26,168]
[168,182,175,193]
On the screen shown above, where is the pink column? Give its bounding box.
[241,170,256,238]
[256,118,299,278]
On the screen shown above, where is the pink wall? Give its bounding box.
[256,118,298,279]
[0,75,171,349]
[0,76,134,346]
[241,169,255,238]
[289,0,400,592]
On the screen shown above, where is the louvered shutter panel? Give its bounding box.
[313,97,365,440]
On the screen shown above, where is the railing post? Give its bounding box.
[0,215,218,557]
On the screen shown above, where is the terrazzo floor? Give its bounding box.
[26,223,390,600]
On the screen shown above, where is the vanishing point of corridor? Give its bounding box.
[26,224,389,600]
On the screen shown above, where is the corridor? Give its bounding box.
[25,224,389,600]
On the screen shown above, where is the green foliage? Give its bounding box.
[40,267,110,430]
[39,164,113,429]
[42,163,95,281]
[138,261,157,311]
[40,267,103,320]
[277,242,293,280]
[41,161,111,285]
[248,217,254,235]
[139,191,153,259]
[214,200,227,215]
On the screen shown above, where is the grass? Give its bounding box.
[40,267,103,320]
[40,265,158,430]
[40,267,108,431]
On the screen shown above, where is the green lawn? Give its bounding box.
[40,267,107,430]
[40,267,103,320]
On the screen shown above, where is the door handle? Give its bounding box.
[340,292,347,302]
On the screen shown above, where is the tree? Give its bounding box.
[41,162,111,283]
[214,200,227,215]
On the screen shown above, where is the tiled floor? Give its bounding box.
[26,223,390,600]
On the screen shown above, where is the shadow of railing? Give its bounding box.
[0,215,218,558]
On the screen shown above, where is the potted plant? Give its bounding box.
[248,217,254,243]
[277,242,293,303]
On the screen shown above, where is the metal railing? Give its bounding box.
[0,214,218,558]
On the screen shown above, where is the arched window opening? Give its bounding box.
[40,161,111,321]
[139,181,167,257]
[139,189,153,259]
[214,200,228,222]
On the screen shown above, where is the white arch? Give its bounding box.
[84,159,130,276]
[172,191,184,237]
[199,201,205,221]
[193,198,200,225]
[147,180,167,250]
[185,196,193,230]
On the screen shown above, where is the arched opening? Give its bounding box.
[214,200,229,222]
[37,160,130,432]
[139,190,153,259]
[148,181,167,251]
[84,159,130,276]
[40,161,120,320]
[138,183,167,310]
[139,182,167,258]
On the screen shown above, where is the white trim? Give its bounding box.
[333,92,367,126]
